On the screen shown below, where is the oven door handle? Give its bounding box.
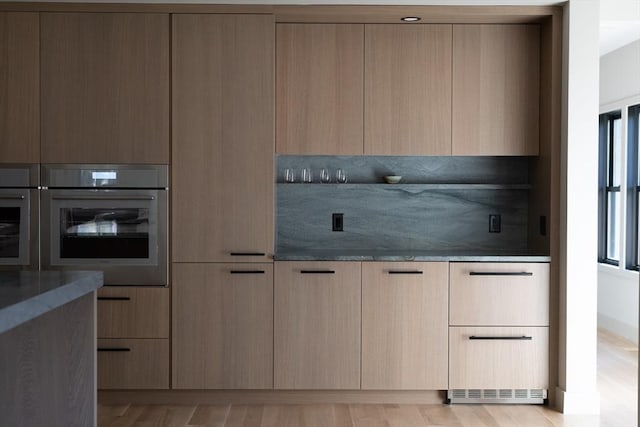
[51,195,155,201]
[0,195,26,200]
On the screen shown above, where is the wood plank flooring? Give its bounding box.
[98,329,637,427]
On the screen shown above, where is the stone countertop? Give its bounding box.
[0,270,103,335]
[274,251,551,262]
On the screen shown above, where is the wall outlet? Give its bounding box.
[332,213,344,232]
[489,214,501,233]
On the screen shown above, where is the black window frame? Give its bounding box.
[598,110,622,266]
[626,104,640,271]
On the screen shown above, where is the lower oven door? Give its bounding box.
[0,188,38,269]
[41,189,167,286]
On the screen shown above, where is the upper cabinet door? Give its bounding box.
[452,25,540,156]
[41,13,169,164]
[0,13,39,164]
[364,24,452,156]
[276,24,364,155]
[172,14,274,263]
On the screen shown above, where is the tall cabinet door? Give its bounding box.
[364,24,452,155]
[0,12,39,164]
[172,14,274,263]
[452,24,540,155]
[362,262,448,390]
[274,261,361,389]
[173,263,273,389]
[276,24,364,155]
[41,13,169,163]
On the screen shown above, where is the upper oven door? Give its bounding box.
[41,188,167,285]
[0,188,34,267]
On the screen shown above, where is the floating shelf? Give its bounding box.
[276,183,532,190]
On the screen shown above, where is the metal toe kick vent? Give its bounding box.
[448,389,547,404]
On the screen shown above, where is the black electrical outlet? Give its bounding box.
[489,214,501,233]
[540,215,547,236]
[332,213,344,232]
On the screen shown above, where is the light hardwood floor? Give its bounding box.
[98,329,637,427]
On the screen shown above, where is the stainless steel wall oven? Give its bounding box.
[41,165,168,286]
[0,165,39,270]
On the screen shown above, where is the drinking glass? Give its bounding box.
[301,168,313,183]
[284,168,296,183]
[336,169,347,183]
[320,168,331,183]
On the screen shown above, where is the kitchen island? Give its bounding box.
[0,271,103,427]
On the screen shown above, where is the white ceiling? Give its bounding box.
[8,0,639,55]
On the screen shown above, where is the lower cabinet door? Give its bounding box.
[97,338,169,389]
[449,326,549,390]
[362,262,448,390]
[274,261,361,389]
[172,263,274,389]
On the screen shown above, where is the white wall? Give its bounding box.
[557,0,601,414]
[598,38,640,345]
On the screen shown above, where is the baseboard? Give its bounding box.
[597,313,639,345]
[98,389,446,405]
[554,387,600,414]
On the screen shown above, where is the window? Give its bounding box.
[626,104,640,270]
[598,111,622,265]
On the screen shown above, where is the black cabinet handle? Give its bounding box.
[469,272,533,276]
[388,270,423,275]
[230,252,266,257]
[469,336,533,340]
[97,348,131,352]
[97,297,131,301]
[300,270,335,274]
[230,270,265,274]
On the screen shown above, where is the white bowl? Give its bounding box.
[384,175,402,184]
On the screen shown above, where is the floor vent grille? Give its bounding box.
[447,389,547,404]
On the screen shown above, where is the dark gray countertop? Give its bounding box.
[0,270,103,334]
[274,251,551,262]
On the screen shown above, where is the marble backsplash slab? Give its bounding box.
[277,184,529,253]
[276,156,531,253]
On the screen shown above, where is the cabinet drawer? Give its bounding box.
[97,338,169,389]
[97,287,169,338]
[449,326,548,390]
[450,262,549,326]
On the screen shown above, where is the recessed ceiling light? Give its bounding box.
[401,16,421,22]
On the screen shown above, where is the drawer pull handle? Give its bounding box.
[388,270,423,275]
[230,252,266,256]
[469,336,533,340]
[230,270,265,274]
[0,195,25,200]
[97,297,131,301]
[97,348,131,352]
[469,272,533,276]
[300,270,335,274]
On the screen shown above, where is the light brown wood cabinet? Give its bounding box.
[172,14,274,263]
[449,262,549,326]
[364,24,452,155]
[448,262,549,392]
[274,261,361,389]
[172,263,274,389]
[97,287,169,339]
[96,286,170,389]
[0,12,39,164]
[97,338,169,389]
[452,24,540,156]
[449,326,549,390]
[362,262,448,390]
[276,24,364,155]
[40,13,169,164]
